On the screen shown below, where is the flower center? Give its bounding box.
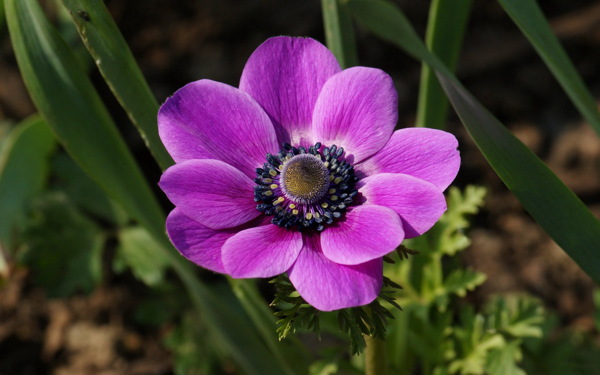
[280,154,329,205]
[254,143,358,231]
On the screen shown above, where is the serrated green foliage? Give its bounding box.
[385,186,543,375]
[20,192,103,297]
[485,296,544,339]
[113,226,170,287]
[449,296,546,375]
[271,275,321,340]
[271,274,402,355]
[0,116,55,251]
[392,186,487,307]
[485,341,526,375]
[435,269,487,308]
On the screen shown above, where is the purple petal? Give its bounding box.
[239,37,341,146]
[357,128,460,190]
[312,67,398,163]
[222,223,303,278]
[158,80,279,178]
[358,173,447,238]
[166,208,233,273]
[288,234,383,311]
[320,205,404,265]
[159,159,259,230]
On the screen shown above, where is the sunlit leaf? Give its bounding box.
[416,0,472,129]
[498,0,600,137]
[114,226,170,287]
[6,2,299,373]
[321,0,358,68]
[347,0,600,284]
[6,0,165,240]
[61,0,173,170]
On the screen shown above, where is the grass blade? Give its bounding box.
[61,0,173,170]
[498,0,600,137]
[7,1,294,373]
[0,116,55,249]
[6,0,165,237]
[347,0,600,283]
[321,0,358,68]
[416,0,472,129]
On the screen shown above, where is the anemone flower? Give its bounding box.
[158,36,460,311]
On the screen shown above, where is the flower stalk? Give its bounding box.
[364,334,387,375]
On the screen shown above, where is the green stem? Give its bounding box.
[415,0,472,129]
[365,334,387,375]
[321,0,358,68]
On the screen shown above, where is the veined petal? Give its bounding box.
[158,79,279,178]
[320,205,404,265]
[357,128,460,190]
[166,208,234,273]
[222,224,303,278]
[312,67,398,163]
[358,173,447,238]
[288,234,383,311]
[159,159,259,230]
[239,37,341,146]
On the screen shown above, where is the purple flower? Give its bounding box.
[158,37,460,311]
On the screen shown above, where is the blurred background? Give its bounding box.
[0,0,599,374]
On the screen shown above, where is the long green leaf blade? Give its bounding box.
[416,0,472,129]
[6,0,165,238]
[6,3,294,373]
[60,0,173,170]
[0,0,6,32]
[321,0,358,68]
[0,116,55,248]
[347,0,600,283]
[498,0,600,136]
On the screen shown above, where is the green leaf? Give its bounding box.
[321,0,358,68]
[416,0,472,129]
[347,0,600,284]
[21,192,103,297]
[60,0,173,170]
[0,116,55,249]
[7,4,297,374]
[486,296,544,339]
[497,0,600,137]
[442,269,486,299]
[51,153,127,225]
[485,340,526,375]
[114,226,170,287]
[229,278,309,375]
[0,0,5,32]
[6,0,166,240]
